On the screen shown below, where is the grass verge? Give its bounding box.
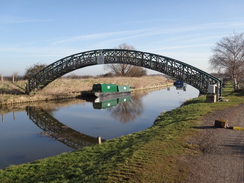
[0,84,243,183]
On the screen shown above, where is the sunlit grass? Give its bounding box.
[0,76,170,105]
[0,82,243,182]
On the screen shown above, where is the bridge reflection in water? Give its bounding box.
[26,106,100,149]
[25,94,139,149]
[82,93,143,124]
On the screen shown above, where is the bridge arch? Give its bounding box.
[27,49,222,95]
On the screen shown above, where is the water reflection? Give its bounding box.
[26,106,99,149]
[0,86,199,169]
[93,95,131,110]
[81,93,144,123]
[106,94,143,123]
[23,93,145,150]
[173,81,187,91]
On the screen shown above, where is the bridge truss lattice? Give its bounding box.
[27,49,222,95]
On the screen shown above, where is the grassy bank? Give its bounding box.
[0,84,243,182]
[0,76,170,105]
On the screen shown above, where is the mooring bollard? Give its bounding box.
[206,94,217,103]
[214,119,229,128]
[97,136,102,144]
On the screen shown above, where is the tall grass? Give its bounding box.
[0,76,169,105]
[39,76,169,95]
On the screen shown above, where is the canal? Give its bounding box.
[0,85,199,169]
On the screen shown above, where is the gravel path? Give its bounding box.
[183,104,244,183]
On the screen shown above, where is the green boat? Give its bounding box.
[81,83,131,100]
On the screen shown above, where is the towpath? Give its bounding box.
[183,104,244,183]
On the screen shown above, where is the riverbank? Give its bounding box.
[0,75,171,105]
[0,83,243,182]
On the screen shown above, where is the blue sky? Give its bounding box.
[1,0,244,76]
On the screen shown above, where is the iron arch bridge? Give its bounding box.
[27,49,222,95]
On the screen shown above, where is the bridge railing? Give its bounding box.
[27,49,222,96]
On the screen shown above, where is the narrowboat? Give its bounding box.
[81,83,131,100]
[173,81,185,86]
[173,81,186,91]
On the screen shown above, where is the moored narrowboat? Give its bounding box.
[173,81,185,86]
[81,83,131,99]
[173,81,186,91]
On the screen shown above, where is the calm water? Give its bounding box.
[0,85,199,169]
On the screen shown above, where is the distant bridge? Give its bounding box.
[27,49,222,95]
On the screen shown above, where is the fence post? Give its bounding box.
[97,137,102,144]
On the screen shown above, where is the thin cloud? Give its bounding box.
[120,18,174,25]
[0,46,80,58]
[52,30,146,45]
[51,26,200,46]
[200,21,244,29]
[0,15,53,24]
[52,20,244,46]
[152,44,211,52]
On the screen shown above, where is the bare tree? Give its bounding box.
[105,43,147,77]
[24,63,47,80]
[209,33,244,90]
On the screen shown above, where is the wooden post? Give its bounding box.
[13,112,16,120]
[12,74,15,83]
[97,137,102,144]
[1,74,3,82]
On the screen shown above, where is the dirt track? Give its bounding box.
[183,104,244,183]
